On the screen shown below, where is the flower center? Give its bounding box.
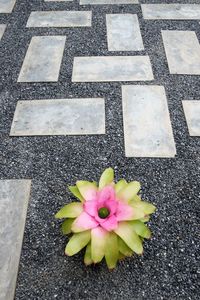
[98,207,110,219]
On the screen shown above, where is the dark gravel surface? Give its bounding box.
[0,0,200,299]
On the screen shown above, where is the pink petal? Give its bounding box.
[84,190,97,201]
[116,201,134,221]
[84,200,97,217]
[105,200,118,215]
[92,226,107,238]
[97,199,118,215]
[98,186,115,203]
[100,215,118,232]
[71,212,98,232]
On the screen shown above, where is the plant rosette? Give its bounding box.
[55,168,156,269]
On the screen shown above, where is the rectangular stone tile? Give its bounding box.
[0,0,16,13]
[0,180,31,300]
[18,36,66,82]
[10,98,105,136]
[162,30,200,75]
[45,0,72,2]
[0,24,6,40]
[80,0,138,5]
[142,4,200,20]
[122,85,176,157]
[106,14,144,51]
[27,11,92,28]
[182,100,200,136]
[72,56,153,82]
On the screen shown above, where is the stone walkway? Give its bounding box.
[0,1,199,300]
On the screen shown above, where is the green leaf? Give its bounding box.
[68,186,84,202]
[114,222,143,255]
[55,202,83,219]
[99,168,114,190]
[61,218,74,235]
[117,181,141,203]
[105,232,119,269]
[91,227,108,263]
[65,231,91,256]
[130,220,151,239]
[128,205,145,220]
[118,237,133,257]
[140,215,150,223]
[132,201,156,215]
[84,243,93,266]
[132,195,142,202]
[76,181,97,201]
[118,252,126,260]
[115,179,127,194]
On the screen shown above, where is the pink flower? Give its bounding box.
[72,186,134,232]
[55,168,156,269]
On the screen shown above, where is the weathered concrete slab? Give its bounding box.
[122,85,176,157]
[18,36,66,82]
[45,0,72,2]
[142,4,200,20]
[27,11,92,28]
[106,14,144,51]
[162,30,200,75]
[0,180,31,300]
[182,100,200,136]
[72,56,153,82]
[0,0,16,13]
[10,98,105,136]
[0,24,6,40]
[80,0,138,5]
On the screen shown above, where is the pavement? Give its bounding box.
[0,0,199,299]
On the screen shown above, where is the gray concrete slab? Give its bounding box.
[72,56,153,82]
[0,180,31,300]
[18,36,66,82]
[10,98,105,136]
[162,30,200,75]
[27,11,92,28]
[80,0,138,5]
[122,85,176,158]
[0,24,6,41]
[45,0,72,2]
[0,0,16,13]
[182,100,200,136]
[142,4,200,20]
[106,14,144,51]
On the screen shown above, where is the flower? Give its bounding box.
[55,168,156,269]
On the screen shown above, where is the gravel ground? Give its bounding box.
[0,0,199,299]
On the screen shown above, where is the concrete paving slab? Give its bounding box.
[162,30,200,75]
[10,98,105,136]
[142,4,200,20]
[106,14,144,51]
[45,0,72,2]
[27,11,92,28]
[80,0,138,4]
[182,100,200,136]
[72,56,154,82]
[18,36,66,82]
[0,180,31,300]
[0,0,16,13]
[122,85,176,157]
[0,24,6,40]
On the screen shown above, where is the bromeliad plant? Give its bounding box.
[55,168,156,269]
